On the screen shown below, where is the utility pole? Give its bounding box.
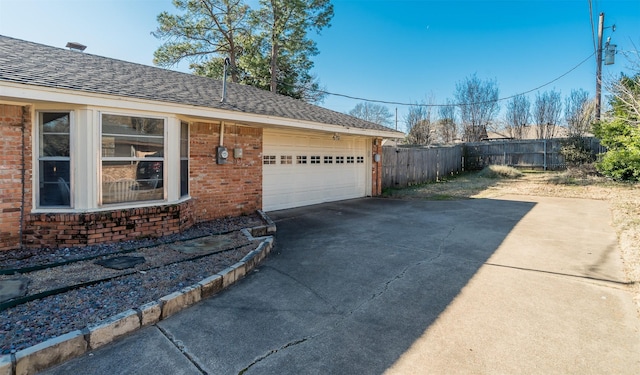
[595,12,604,121]
[395,107,398,130]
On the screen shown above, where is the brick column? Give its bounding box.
[371,137,383,196]
[0,104,31,251]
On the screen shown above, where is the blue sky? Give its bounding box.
[1,0,638,132]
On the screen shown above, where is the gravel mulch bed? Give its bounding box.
[0,213,267,355]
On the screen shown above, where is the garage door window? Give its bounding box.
[324,156,333,164]
[357,156,364,163]
[297,156,307,164]
[311,156,320,164]
[336,156,344,164]
[281,155,292,165]
[263,155,276,165]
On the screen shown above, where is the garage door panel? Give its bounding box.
[263,130,368,211]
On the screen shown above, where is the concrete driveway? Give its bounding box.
[43,196,640,374]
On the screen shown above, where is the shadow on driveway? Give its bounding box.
[45,196,640,374]
[166,197,537,374]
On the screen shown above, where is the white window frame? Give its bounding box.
[180,121,189,198]
[35,111,74,209]
[99,112,167,206]
[31,106,192,213]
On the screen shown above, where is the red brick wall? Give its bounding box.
[0,104,32,251]
[189,122,262,221]
[0,106,262,250]
[22,201,195,248]
[372,137,383,196]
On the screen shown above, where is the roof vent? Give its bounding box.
[65,42,87,52]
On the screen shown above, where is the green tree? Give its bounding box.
[153,0,250,83]
[593,73,640,181]
[153,0,332,103]
[250,0,333,102]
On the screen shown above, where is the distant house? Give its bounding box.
[0,35,404,250]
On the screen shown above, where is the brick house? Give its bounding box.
[0,36,403,251]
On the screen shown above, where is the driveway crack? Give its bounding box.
[238,337,309,374]
[264,265,340,313]
[369,225,456,302]
[238,226,457,374]
[156,325,208,374]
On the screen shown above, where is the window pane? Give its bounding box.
[42,113,70,132]
[102,114,164,136]
[41,134,70,157]
[39,112,71,207]
[39,161,70,206]
[180,160,189,197]
[180,122,189,197]
[102,114,164,157]
[101,114,165,205]
[102,160,163,204]
[180,122,189,158]
[40,113,70,157]
[102,136,163,158]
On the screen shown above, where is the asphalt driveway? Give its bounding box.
[43,196,640,374]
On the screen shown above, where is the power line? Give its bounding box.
[589,0,597,55]
[306,52,595,108]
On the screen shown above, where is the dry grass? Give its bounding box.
[383,166,640,313]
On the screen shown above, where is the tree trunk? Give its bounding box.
[270,41,278,92]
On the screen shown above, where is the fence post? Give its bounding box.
[543,139,547,171]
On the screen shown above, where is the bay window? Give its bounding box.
[35,109,187,211]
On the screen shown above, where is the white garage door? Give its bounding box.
[263,130,370,211]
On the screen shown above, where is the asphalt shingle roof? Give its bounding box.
[0,35,402,136]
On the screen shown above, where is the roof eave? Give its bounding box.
[0,81,405,138]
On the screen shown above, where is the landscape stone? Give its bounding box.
[137,301,161,326]
[0,278,28,303]
[15,330,86,375]
[0,354,12,375]
[86,309,140,350]
[198,274,223,299]
[94,256,145,270]
[172,236,232,254]
[160,285,202,320]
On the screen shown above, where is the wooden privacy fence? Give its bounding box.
[382,145,464,188]
[464,138,604,171]
[382,138,604,189]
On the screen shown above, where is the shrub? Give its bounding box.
[596,147,640,181]
[560,136,596,167]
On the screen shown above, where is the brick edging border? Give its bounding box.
[0,213,276,375]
